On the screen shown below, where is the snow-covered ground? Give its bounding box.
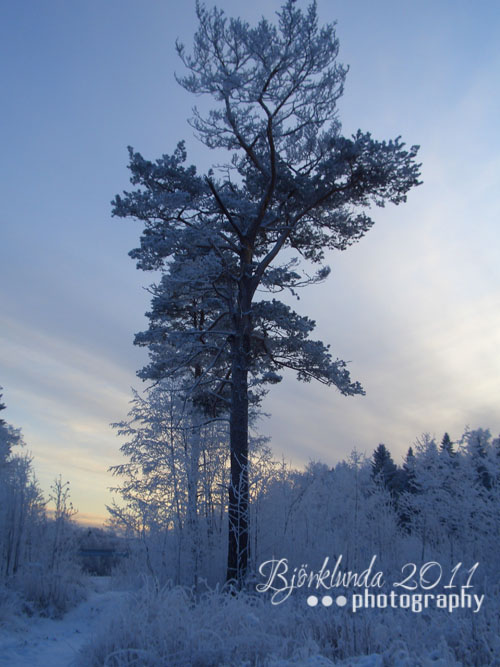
[0,578,126,667]
[0,576,463,666]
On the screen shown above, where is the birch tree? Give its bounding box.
[112,0,421,584]
[110,383,230,586]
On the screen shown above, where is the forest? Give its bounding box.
[1,382,500,664]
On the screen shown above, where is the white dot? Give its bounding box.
[322,595,333,607]
[307,595,318,607]
[336,595,347,607]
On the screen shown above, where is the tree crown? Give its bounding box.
[112,1,421,414]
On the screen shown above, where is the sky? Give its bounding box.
[1,0,499,525]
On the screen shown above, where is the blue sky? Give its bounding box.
[1,0,499,524]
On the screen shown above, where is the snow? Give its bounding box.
[0,578,125,667]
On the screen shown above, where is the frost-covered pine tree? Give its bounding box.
[371,443,401,495]
[440,432,454,455]
[113,0,421,584]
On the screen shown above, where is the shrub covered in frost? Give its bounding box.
[81,579,500,666]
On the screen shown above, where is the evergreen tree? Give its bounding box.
[371,444,400,494]
[113,1,421,583]
[440,432,454,455]
[397,446,419,530]
[401,446,418,493]
[464,428,492,490]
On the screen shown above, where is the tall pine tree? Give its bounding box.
[113,1,421,583]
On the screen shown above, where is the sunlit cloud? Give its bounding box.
[0,316,134,521]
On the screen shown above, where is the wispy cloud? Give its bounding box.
[0,316,136,518]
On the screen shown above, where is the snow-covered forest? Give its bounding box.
[0,390,85,620]
[2,1,499,665]
[2,380,500,664]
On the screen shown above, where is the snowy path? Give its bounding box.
[0,579,126,667]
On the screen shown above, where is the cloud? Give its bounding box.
[0,315,136,519]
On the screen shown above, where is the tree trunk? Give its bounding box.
[186,425,201,590]
[226,278,251,585]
